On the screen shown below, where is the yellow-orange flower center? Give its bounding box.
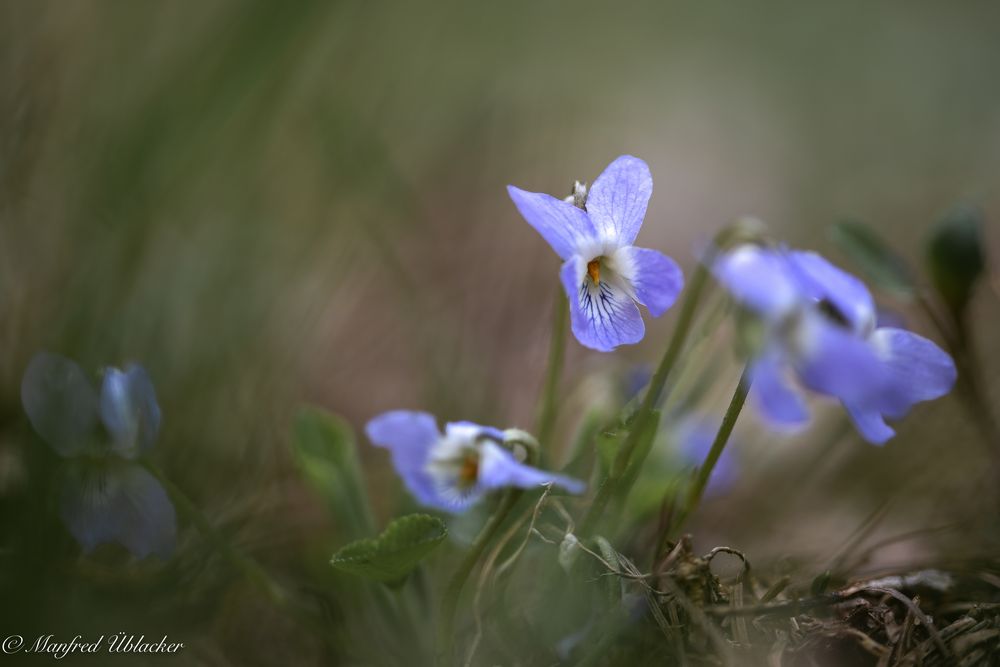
[587,259,601,284]
[458,455,479,487]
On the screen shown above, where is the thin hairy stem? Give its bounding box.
[536,285,569,460]
[579,258,712,535]
[435,490,522,666]
[668,364,751,545]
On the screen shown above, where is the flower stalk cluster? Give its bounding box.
[358,156,961,664]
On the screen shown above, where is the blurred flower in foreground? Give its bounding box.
[21,353,176,559]
[365,411,585,512]
[713,245,956,444]
[627,413,738,517]
[508,155,684,351]
[675,416,737,496]
[619,365,738,494]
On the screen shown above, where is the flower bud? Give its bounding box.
[558,533,581,573]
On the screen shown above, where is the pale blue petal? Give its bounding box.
[872,328,957,417]
[478,442,585,494]
[365,410,443,508]
[617,246,684,317]
[787,251,876,334]
[60,461,176,559]
[794,314,888,407]
[750,353,810,425]
[507,185,598,260]
[100,365,161,459]
[561,256,644,352]
[585,155,653,246]
[21,352,98,457]
[713,246,800,320]
[843,402,895,445]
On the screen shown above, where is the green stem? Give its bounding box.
[436,490,521,666]
[536,286,569,460]
[579,259,712,536]
[679,365,751,530]
[142,461,287,606]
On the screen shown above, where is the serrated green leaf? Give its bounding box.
[330,514,447,586]
[926,205,986,323]
[293,406,374,540]
[594,536,623,605]
[830,221,915,299]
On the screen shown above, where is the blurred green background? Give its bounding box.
[1,0,998,664]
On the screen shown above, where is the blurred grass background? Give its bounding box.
[1,0,999,663]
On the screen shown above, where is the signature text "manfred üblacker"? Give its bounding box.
[2,633,184,659]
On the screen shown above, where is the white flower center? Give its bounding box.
[581,249,637,300]
[426,426,483,491]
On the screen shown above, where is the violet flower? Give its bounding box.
[508,156,684,351]
[21,353,176,558]
[365,411,585,512]
[713,245,956,444]
[675,417,737,496]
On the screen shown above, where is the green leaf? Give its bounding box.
[330,514,447,586]
[616,410,662,504]
[829,221,915,298]
[926,205,986,323]
[293,406,374,541]
[595,428,623,476]
[562,411,605,480]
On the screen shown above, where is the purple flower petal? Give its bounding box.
[871,328,957,418]
[794,313,888,407]
[507,185,598,260]
[843,402,896,445]
[750,352,810,425]
[787,251,876,334]
[585,155,652,246]
[713,246,800,321]
[60,461,176,559]
[561,256,644,352]
[478,442,585,494]
[365,410,444,509]
[616,246,684,317]
[100,365,161,459]
[21,353,98,457]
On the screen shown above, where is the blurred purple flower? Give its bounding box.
[675,417,736,496]
[508,155,684,351]
[365,411,585,512]
[713,245,956,444]
[21,353,176,559]
[623,364,653,402]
